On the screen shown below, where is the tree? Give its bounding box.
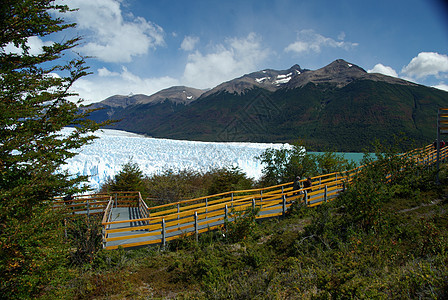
[258,143,315,185]
[258,142,355,185]
[101,162,147,195]
[0,1,101,297]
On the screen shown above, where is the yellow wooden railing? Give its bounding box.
[53,191,143,214]
[53,193,111,215]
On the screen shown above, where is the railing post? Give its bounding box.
[102,225,107,249]
[64,218,68,239]
[252,198,255,212]
[205,198,208,219]
[114,193,118,208]
[260,190,263,202]
[324,185,328,202]
[108,203,113,222]
[281,185,284,193]
[86,200,90,216]
[282,195,286,217]
[162,218,166,248]
[177,203,180,220]
[304,190,308,206]
[194,211,198,243]
[224,204,228,232]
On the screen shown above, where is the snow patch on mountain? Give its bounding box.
[60,128,293,191]
[274,72,293,85]
[255,76,270,83]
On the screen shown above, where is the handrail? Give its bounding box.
[101,197,114,224]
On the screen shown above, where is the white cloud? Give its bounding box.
[285,29,358,54]
[433,83,448,92]
[97,67,120,77]
[71,67,179,104]
[368,64,398,78]
[401,52,448,79]
[181,36,199,51]
[4,36,53,55]
[337,32,346,41]
[182,33,270,89]
[61,0,164,63]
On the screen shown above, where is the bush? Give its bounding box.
[207,166,254,195]
[65,214,103,266]
[146,169,208,203]
[144,167,255,204]
[224,206,260,243]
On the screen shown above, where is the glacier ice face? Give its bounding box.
[60,128,292,191]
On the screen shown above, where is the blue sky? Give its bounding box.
[15,0,448,103]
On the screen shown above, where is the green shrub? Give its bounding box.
[145,169,207,203]
[207,166,254,195]
[65,214,102,266]
[224,206,260,243]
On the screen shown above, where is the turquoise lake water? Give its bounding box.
[308,152,374,165]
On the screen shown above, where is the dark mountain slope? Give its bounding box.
[271,81,446,151]
[86,86,204,127]
[147,80,447,151]
[87,60,448,151]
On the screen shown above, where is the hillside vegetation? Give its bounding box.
[39,149,448,299]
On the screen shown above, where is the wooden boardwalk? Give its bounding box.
[99,178,345,250]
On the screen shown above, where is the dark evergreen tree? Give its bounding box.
[0,1,102,297]
[101,162,147,195]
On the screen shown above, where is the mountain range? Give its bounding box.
[87,59,448,152]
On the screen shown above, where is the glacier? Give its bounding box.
[60,128,292,191]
